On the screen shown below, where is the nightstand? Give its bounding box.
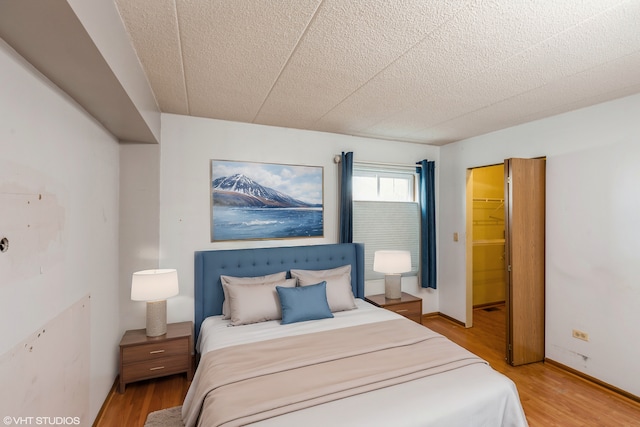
[365,292,423,324]
[119,321,193,393]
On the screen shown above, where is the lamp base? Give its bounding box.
[146,300,167,337]
[384,274,402,299]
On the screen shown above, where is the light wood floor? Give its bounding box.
[95,306,640,426]
[423,305,640,426]
[94,374,189,427]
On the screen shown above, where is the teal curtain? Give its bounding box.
[339,152,353,243]
[417,160,436,289]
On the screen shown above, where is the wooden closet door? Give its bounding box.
[505,158,545,366]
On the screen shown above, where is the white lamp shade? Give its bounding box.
[131,269,179,301]
[373,250,412,274]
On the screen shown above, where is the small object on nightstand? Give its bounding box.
[130,269,180,337]
[119,321,193,393]
[372,250,412,299]
[365,292,422,324]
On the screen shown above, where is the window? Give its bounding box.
[352,164,419,280]
[353,170,414,202]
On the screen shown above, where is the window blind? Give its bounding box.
[353,201,420,280]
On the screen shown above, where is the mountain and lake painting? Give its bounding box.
[210,160,323,241]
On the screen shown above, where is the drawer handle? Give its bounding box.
[149,350,165,354]
[395,309,409,313]
[149,366,165,371]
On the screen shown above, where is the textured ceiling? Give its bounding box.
[115,0,640,146]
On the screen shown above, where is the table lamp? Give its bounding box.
[131,269,179,337]
[373,250,411,299]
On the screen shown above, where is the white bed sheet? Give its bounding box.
[197,298,400,353]
[195,298,528,427]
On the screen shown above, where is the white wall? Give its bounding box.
[119,114,439,332]
[439,93,640,396]
[119,144,161,332]
[0,41,121,423]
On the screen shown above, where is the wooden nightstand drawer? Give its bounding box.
[119,321,193,393]
[386,300,421,321]
[364,292,423,324]
[122,338,188,364]
[122,355,190,383]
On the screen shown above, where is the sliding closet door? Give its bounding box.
[505,158,545,366]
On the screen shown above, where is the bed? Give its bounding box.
[184,243,528,427]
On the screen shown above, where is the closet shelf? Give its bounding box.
[473,239,506,246]
[472,198,504,203]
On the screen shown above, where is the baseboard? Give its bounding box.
[92,376,119,426]
[422,311,439,318]
[544,358,640,404]
[422,312,465,327]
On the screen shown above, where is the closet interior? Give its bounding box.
[471,164,506,308]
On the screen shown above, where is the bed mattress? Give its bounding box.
[185,299,528,427]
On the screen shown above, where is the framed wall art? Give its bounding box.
[210,160,324,241]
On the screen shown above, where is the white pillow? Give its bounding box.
[290,265,357,312]
[223,278,296,326]
[220,271,287,319]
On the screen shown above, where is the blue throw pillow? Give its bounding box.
[276,281,334,325]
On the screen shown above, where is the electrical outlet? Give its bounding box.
[572,329,589,341]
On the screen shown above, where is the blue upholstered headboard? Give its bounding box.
[194,243,365,342]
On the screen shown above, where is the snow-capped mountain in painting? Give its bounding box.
[212,174,319,208]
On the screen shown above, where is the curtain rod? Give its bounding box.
[333,156,422,169]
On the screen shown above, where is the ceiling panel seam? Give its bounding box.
[399,1,636,138]
[351,0,631,140]
[174,0,191,115]
[251,0,325,123]
[410,63,640,139]
[309,0,479,128]
[439,0,630,93]
[511,83,640,130]
[486,54,640,127]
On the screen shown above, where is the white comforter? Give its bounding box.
[190,299,528,427]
